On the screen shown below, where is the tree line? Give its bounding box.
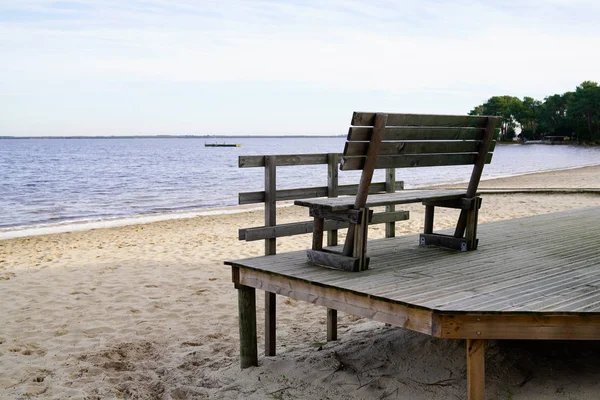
[469,81,600,143]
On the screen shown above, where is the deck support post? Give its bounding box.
[265,292,276,356]
[467,339,485,400]
[327,308,338,341]
[238,284,258,369]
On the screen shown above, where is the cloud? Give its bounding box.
[1,0,599,134]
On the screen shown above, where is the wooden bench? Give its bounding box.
[295,112,501,272]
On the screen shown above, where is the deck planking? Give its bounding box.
[227,207,600,315]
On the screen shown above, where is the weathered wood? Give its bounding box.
[312,217,324,250]
[295,189,466,212]
[424,205,434,234]
[455,117,500,237]
[239,211,410,241]
[234,266,438,335]
[341,153,493,171]
[239,181,404,205]
[467,339,485,400]
[265,292,276,356]
[352,208,370,271]
[265,156,277,255]
[327,153,339,247]
[306,249,363,272]
[327,308,338,341]
[343,113,387,257]
[423,197,478,210]
[344,140,492,156]
[348,126,485,141]
[310,208,370,224]
[439,314,600,340]
[465,198,481,250]
[237,284,258,368]
[351,112,489,128]
[228,207,600,337]
[419,233,468,251]
[263,156,277,356]
[385,168,396,238]
[239,153,332,168]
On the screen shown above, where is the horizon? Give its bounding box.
[1,1,599,137]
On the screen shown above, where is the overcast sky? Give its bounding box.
[1,0,599,136]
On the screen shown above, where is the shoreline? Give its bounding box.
[3,164,600,241]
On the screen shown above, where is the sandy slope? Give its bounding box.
[1,165,600,399]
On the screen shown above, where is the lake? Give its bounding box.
[1,138,599,234]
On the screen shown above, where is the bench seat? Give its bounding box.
[295,189,467,212]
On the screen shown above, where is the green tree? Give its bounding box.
[568,81,600,142]
[469,96,522,141]
[515,96,542,140]
[538,92,573,137]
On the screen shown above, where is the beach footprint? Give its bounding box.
[0,271,16,280]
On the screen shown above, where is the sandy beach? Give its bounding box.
[1,166,600,399]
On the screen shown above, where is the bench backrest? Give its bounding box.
[341,112,501,209]
[341,112,500,171]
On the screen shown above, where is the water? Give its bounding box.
[1,138,599,234]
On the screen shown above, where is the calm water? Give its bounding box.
[1,138,600,232]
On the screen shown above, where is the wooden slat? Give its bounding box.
[351,112,491,128]
[344,141,496,156]
[239,153,334,168]
[233,267,439,336]
[239,181,404,205]
[348,126,485,141]
[239,211,410,241]
[440,314,600,340]
[295,189,466,212]
[340,153,493,171]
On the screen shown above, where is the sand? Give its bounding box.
[1,166,600,399]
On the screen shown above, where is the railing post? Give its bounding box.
[327,153,339,341]
[385,168,396,238]
[327,153,339,246]
[264,156,277,356]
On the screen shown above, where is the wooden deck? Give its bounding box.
[226,206,600,399]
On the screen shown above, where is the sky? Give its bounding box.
[1,0,599,136]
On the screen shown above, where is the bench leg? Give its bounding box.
[265,292,276,356]
[352,208,370,270]
[238,284,258,368]
[312,217,324,250]
[465,198,481,250]
[327,308,337,341]
[467,339,485,400]
[424,205,435,234]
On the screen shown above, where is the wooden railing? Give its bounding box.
[236,152,409,355]
[238,153,409,246]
